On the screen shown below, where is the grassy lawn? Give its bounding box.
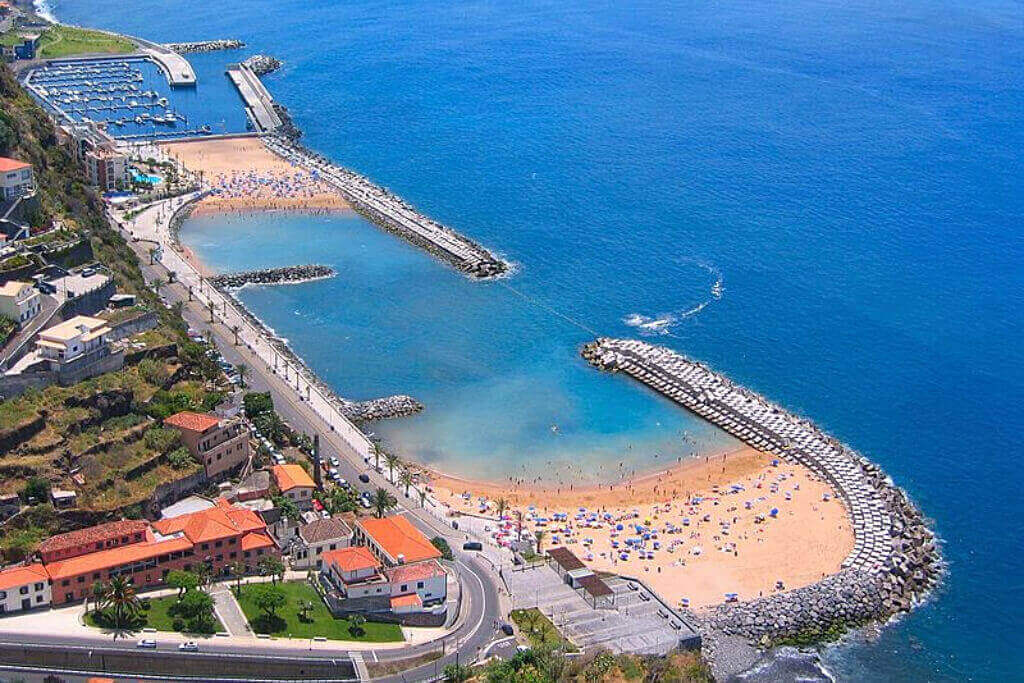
[38,25,136,59]
[84,594,223,634]
[510,608,578,652]
[235,581,403,642]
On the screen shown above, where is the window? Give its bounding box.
[201,543,209,551]
[215,541,223,548]
[329,544,336,551]
[34,582,44,591]
[62,580,70,587]
[0,591,5,599]
[93,573,100,580]
[400,584,407,592]
[417,581,424,589]
[76,576,85,583]
[244,551,251,558]
[35,595,43,603]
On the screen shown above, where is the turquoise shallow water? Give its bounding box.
[51,0,1024,678]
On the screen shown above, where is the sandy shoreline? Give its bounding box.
[423,447,853,610]
[160,137,351,215]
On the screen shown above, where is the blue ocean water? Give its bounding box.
[52,0,1023,679]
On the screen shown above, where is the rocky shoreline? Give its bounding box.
[164,39,244,53]
[581,338,942,665]
[208,264,335,289]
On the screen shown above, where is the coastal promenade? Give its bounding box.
[582,338,942,645]
[263,135,509,279]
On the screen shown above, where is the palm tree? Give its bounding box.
[187,284,193,301]
[496,498,509,520]
[534,529,546,556]
[418,488,428,508]
[148,247,157,265]
[153,279,163,297]
[194,562,213,589]
[384,452,401,483]
[207,300,215,323]
[230,561,246,595]
[399,469,413,497]
[236,363,248,388]
[103,576,141,628]
[371,442,384,472]
[232,325,240,346]
[167,271,177,284]
[372,487,397,519]
[89,580,107,615]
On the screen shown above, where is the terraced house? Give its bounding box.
[0,499,279,610]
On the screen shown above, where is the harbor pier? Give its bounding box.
[226,63,282,132]
[264,135,509,278]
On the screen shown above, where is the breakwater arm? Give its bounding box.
[582,338,941,641]
[242,54,283,76]
[208,264,334,289]
[264,135,509,279]
[165,39,245,53]
[341,395,424,422]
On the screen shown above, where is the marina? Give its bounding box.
[23,58,216,140]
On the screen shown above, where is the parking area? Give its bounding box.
[504,565,697,655]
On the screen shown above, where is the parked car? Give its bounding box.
[329,457,340,467]
[463,541,483,551]
[358,473,370,484]
[500,623,515,636]
[179,641,199,652]
[328,467,339,478]
[359,497,372,509]
[136,639,157,649]
[337,478,348,488]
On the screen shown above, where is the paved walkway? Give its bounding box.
[210,586,250,638]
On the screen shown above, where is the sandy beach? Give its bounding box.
[159,136,350,215]
[425,447,853,610]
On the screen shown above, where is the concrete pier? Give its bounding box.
[264,135,509,278]
[226,63,282,132]
[582,338,941,640]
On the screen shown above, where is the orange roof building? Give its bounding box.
[323,546,381,574]
[164,411,221,433]
[272,463,316,492]
[37,519,149,563]
[0,563,51,612]
[354,515,441,566]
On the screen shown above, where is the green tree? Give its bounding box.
[103,576,141,628]
[272,495,300,523]
[167,570,198,598]
[372,487,397,519]
[177,589,215,632]
[257,556,285,584]
[297,599,314,623]
[243,392,274,418]
[251,583,286,618]
[399,469,413,497]
[349,613,366,637]
[444,663,471,683]
[235,363,248,388]
[19,477,50,504]
[230,561,246,595]
[384,453,401,483]
[371,442,384,472]
[89,580,108,615]
[534,529,546,555]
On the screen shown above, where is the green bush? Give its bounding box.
[143,426,181,453]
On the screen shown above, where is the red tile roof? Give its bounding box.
[272,464,315,492]
[240,531,275,551]
[37,520,149,557]
[323,546,380,573]
[385,560,445,584]
[45,536,193,581]
[0,157,30,173]
[357,515,441,564]
[390,593,422,609]
[164,411,221,433]
[0,562,48,590]
[153,498,267,544]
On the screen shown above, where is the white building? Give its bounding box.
[35,315,112,365]
[0,563,50,614]
[0,280,41,325]
[0,158,33,201]
[291,517,351,570]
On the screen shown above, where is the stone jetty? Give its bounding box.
[264,135,509,279]
[581,338,942,644]
[341,395,424,422]
[165,39,245,54]
[242,54,283,77]
[208,264,334,289]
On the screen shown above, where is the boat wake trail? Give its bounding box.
[623,261,723,336]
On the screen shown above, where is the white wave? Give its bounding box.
[33,0,57,22]
[622,261,723,335]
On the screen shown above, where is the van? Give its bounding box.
[462,541,483,552]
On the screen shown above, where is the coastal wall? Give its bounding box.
[263,135,510,279]
[581,338,941,643]
[208,264,335,289]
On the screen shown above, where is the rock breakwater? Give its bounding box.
[341,395,424,422]
[165,39,244,53]
[581,338,942,643]
[243,54,283,76]
[208,264,334,289]
[264,134,509,279]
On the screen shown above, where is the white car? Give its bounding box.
[136,639,157,649]
[179,641,199,652]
